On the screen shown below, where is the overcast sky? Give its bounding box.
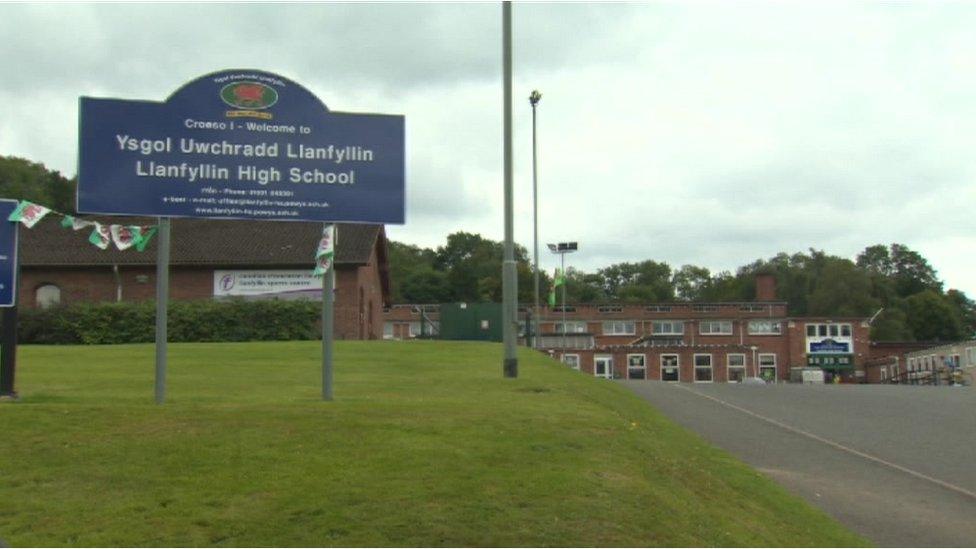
[2,2,975,296]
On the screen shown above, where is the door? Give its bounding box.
[594,356,613,379]
[661,354,679,382]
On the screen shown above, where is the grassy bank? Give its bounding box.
[0,341,867,547]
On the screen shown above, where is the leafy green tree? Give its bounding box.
[891,244,942,297]
[598,260,674,302]
[0,155,77,213]
[870,305,914,341]
[807,258,880,316]
[672,265,711,301]
[904,290,964,342]
[400,267,452,303]
[945,289,976,339]
[387,241,438,303]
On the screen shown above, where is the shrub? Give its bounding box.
[17,299,322,344]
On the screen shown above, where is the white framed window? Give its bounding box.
[661,354,680,382]
[562,354,580,370]
[383,322,394,339]
[553,321,587,333]
[36,284,61,309]
[409,322,421,337]
[693,305,719,312]
[967,347,976,366]
[627,354,646,380]
[645,305,672,312]
[694,354,713,382]
[652,320,684,335]
[699,320,732,335]
[747,320,782,335]
[602,320,636,336]
[806,323,853,339]
[759,353,777,381]
[727,353,746,382]
[598,305,623,313]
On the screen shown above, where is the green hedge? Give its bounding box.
[16,299,322,344]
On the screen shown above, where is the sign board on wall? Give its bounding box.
[214,270,322,299]
[809,338,850,354]
[78,69,405,224]
[0,200,19,307]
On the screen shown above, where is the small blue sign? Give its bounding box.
[0,200,19,307]
[78,69,404,224]
[809,338,850,354]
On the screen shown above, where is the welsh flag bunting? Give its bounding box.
[312,224,336,276]
[110,225,138,251]
[7,201,51,228]
[88,223,112,250]
[134,226,157,252]
[60,215,75,229]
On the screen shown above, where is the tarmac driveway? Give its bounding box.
[620,381,976,547]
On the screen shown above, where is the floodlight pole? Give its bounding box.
[502,0,518,378]
[154,217,170,405]
[530,90,541,349]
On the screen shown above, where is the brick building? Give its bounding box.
[384,275,872,383]
[19,216,390,340]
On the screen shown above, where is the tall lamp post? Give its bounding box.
[529,90,542,348]
[548,242,578,354]
[501,1,518,378]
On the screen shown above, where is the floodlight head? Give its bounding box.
[529,90,542,106]
[547,243,558,253]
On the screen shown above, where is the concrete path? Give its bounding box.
[620,381,976,547]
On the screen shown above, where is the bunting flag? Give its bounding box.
[110,225,138,251]
[7,201,51,228]
[88,223,112,250]
[134,226,157,252]
[312,224,335,276]
[548,268,564,307]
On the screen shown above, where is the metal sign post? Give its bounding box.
[0,199,20,399]
[321,223,335,401]
[154,218,170,404]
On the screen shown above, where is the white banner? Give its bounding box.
[214,270,320,298]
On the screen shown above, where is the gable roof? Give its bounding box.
[19,216,383,267]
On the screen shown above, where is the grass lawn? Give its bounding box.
[0,341,868,547]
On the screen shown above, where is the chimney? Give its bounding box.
[755,273,776,302]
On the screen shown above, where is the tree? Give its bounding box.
[672,265,711,301]
[387,241,438,303]
[807,258,880,317]
[904,290,964,342]
[598,260,674,302]
[400,267,452,303]
[0,155,77,213]
[945,289,976,339]
[891,244,942,297]
[870,305,914,341]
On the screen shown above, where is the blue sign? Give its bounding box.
[78,69,404,224]
[0,200,19,307]
[809,338,850,354]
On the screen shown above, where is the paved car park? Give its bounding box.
[621,382,976,547]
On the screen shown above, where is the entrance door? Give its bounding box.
[661,354,679,382]
[595,356,613,379]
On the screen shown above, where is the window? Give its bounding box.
[562,354,580,370]
[693,305,718,312]
[841,324,852,337]
[739,304,765,312]
[727,353,746,382]
[807,323,853,339]
[383,322,394,339]
[881,368,888,382]
[602,320,635,335]
[748,320,782,335]
[645,305,672,312]
[967,347,976,366]
[409,322,421,337]
[759,354,777,381]
[598,305,623,313]
[627,354,646,380]
[807,324,816,337]
[652,320,684,335]
[661,354,679,382]
[35,284,61,309]
[699,320,732,335]
[694,354,713,382]
[552,306,576,313]
[552,321,587,333]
